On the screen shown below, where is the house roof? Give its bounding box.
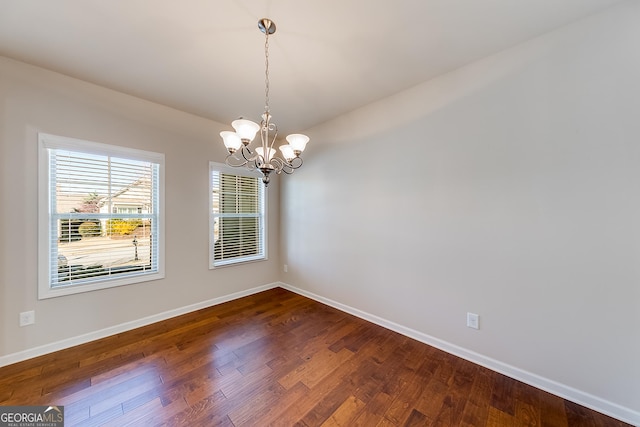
[0,0,625,136]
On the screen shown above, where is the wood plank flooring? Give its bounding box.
[0,288,631,426]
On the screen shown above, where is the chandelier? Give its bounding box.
[220,18,309,186]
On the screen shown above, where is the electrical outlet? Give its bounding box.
[20,311,35,327]
[467,312,479,330]
[284,264,288,273]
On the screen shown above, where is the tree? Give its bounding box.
[74,191,101,213]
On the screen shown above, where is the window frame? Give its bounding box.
[209,161,267,268]
[38,133,165,299]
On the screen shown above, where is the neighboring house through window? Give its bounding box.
[38,133,165,299]
[209,162,266,268]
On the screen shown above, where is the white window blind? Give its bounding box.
[38,134,164,298]
[210,162,266,267]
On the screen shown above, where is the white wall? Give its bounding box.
[0,56,281,360]
[281,1,640,422]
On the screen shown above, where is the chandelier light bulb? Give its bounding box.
[279,145,295,161]
[220,131,242,152]
[256,147,276,162]
[286,134,310,153]
[231,119,260,143]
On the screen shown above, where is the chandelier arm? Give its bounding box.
[288,156,303,170]
[260,121,268,152]
[268,157,289,174]
[246,149,259,172]
[268,126,278,155]
[240,145,260,163]
[225,153,248,168]
[270,156,303,175]
[280,163,295,175]
[281,160,298,175]
[225,146,261,171]
[258,124,269,169]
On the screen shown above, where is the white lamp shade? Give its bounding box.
[232,119,260,142]
[220,131,242,151]
[286,134,309,152]
[279,145,295,161]
[256,147,276,162]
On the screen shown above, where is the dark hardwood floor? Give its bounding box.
[0,288,630,426]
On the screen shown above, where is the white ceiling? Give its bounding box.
[0,0,625,135]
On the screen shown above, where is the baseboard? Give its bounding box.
[0,282,279,369]
[278,282,640,426]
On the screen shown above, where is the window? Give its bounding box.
[210,162,266,267]
[38,133,164,299]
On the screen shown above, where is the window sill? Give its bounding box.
[38,270,165,299]
[209,255,267,269]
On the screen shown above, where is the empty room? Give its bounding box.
[0,1,638,426]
